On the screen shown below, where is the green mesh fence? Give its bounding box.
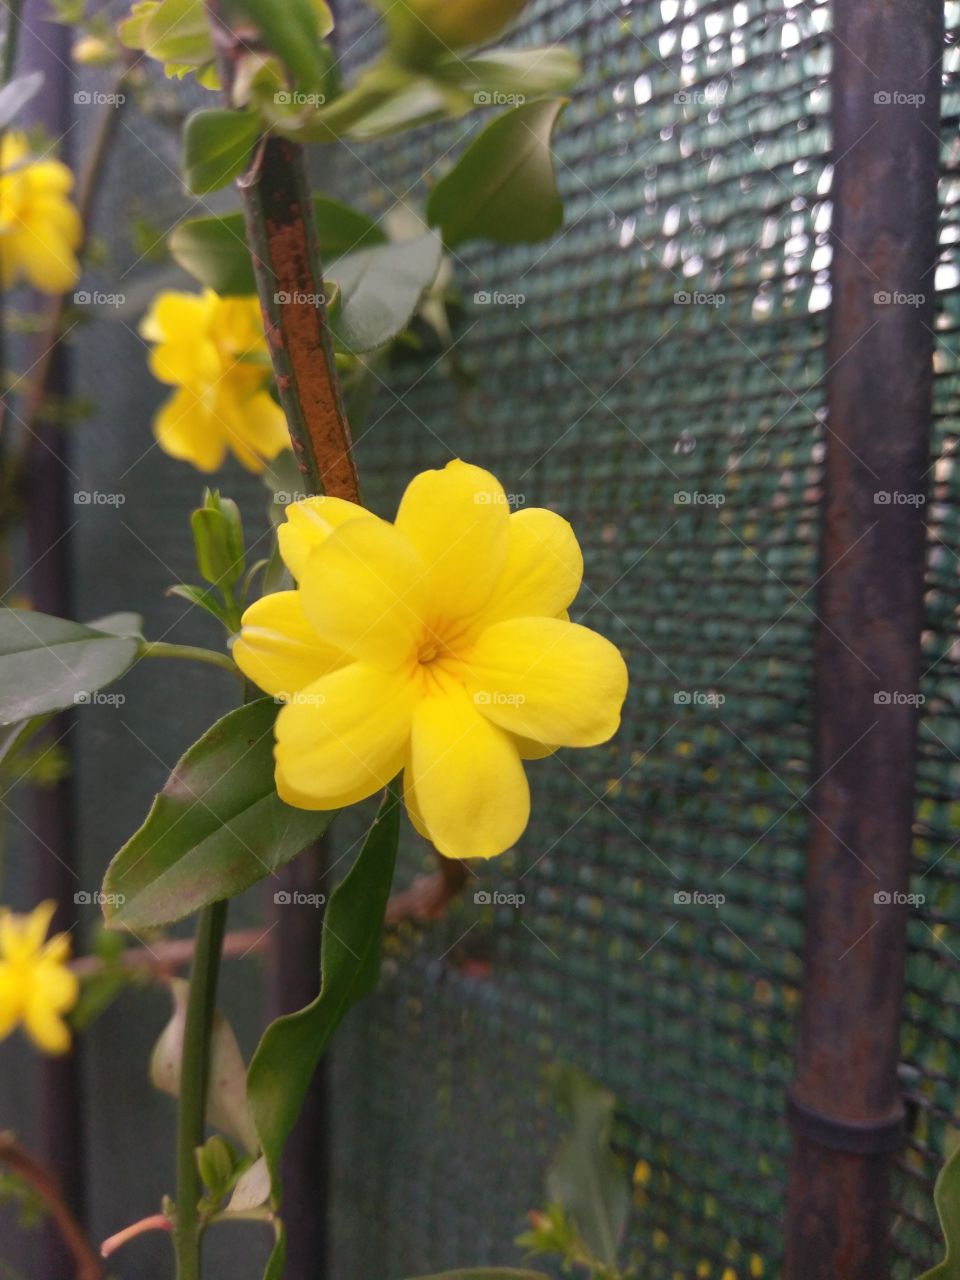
[324,2,960,1278]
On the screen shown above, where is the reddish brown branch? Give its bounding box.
[0,1133,104,1280]
[385,855,470,926]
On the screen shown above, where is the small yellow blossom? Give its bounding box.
[235,460,629,860]
[0,133,81,293]
[0,901,79,1055]
[140,289,288,473]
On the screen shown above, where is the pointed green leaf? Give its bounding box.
[102,699,334,929]
[330,232,442,352]
[169,198,386,295]
[439,47,580,99]
[220,0,334,93]
[426,99,567,248]
[182,107,260,195]
[545,1067,629,1269]
[0,609,141,726]
[920,1140,960,1279]
[247,786,400,1194]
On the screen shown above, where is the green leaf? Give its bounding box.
[920,1140,960,1279]
[85,611,144,639]
[220,0,334,93]
[426,99,568,248]
[439,47,580,100]
[169,198,386,296]
[151,978,260,1154]
[0,609,140,726]
[166,584,231,626]
[545,1067,629,1270]
[0,72,43,130]
[181,108,260,195]
[102,699,334,929]
[118,0,215,79]
[247,785,400,1193]
[331,233,442,353]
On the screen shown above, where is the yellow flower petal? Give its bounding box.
[33,955,80,1012]
[9,227,79,292]
[0,900,56,964]
[395,459,510,622]
[22,1001,71,1055]
[479,507,583,626]
[277,495,370,581]
[234,590,344,698]
[153,387,227,473]
[407,684,530,859]
[224,390,289,471]
[274,662,415,808]
[0,964,24,1038]
[298,516,427,669]
[464,617,628,747]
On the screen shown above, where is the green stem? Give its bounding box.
[174,899,228,1280]
[1,0,24,86]
[141,641,238,677]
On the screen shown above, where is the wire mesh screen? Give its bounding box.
[326,2,957,1278]
[899,3,960,1271]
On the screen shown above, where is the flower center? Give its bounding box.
[417,640,441,665]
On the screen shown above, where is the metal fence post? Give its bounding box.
[784,2,944,1276]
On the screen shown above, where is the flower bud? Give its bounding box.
[191,491,245,587]
[380,0,531,64]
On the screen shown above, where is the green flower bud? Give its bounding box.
[379,0,531,65]
[191,490,245,588]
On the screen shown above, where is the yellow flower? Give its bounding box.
[0,133,81,294]
[140,289,289,474]
[235,460,629,860]
[0,901,79,1055]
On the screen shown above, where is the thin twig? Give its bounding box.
[0,1132,104,1280]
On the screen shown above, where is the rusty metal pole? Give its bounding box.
[784,3,943,1277]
